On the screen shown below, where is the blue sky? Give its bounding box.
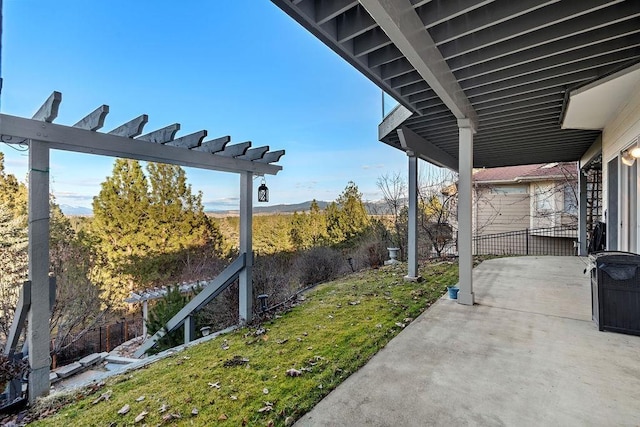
[0,1,408,211]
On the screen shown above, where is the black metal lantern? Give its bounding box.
[258,178,269,203]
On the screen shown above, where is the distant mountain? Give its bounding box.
[60,204,92,216]
[207,200,394,216]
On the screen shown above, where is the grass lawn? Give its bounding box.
[31,261,458,426]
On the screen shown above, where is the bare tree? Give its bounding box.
[376,172,407,258]
[417,166,458,257]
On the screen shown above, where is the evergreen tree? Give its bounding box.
[326,182,370,244]
[90,159,151,304]
[89,160,226,307]
[0,153,27,217]
[0,202,27,339]
[145,286,191,354]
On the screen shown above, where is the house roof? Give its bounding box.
[270,1,640,169]
[473,162,578,184]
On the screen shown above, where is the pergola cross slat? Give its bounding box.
[0,91,285,403]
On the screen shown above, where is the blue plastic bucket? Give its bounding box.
[448,287,459,299]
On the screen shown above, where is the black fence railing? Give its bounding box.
[51,317,143,368]
[473,225,578,256]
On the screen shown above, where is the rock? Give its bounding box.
[286,368,302,377]
[78,353,104,367]
[105,355,138,365]
[55,362,82,379]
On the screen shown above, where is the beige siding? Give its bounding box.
[474,187,529,235]
[602,79,640,235]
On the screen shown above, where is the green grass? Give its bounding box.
[32,262,458,426]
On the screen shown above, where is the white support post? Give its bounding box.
[27,140,51,402]
[239,172,253,323]
[184,315,194,344]
[578,168,588,256]
[457,119,475,306]
[142,301,149,338]
[405,152,420,281]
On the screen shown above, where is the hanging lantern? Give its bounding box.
[258,178,269,203]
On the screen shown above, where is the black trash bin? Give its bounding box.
[590,251,640,336]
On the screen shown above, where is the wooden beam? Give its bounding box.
[216,141,251,158]
[192,135,231,153]
[32,91,61,123]
[256,149,285,164]
[108,114,148,138]
[0,114,282,175]
[359,0,478,127]
[164,130,207,149]
[397,126,458,171]
[137,123,180,143]
[238,146,269,161]
[134,254,246,357]
[4,281,30,356]
[73,105,109,131]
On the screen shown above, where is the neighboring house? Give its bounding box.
[473,162,578,235]
[472,162,578,255]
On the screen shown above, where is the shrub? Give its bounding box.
[293,246,346,285]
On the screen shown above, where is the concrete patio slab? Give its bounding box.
[296,256,640,427]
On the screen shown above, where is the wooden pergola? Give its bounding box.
[0,91,284,402]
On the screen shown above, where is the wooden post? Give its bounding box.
[239,171,253,323]
[27,140,51,403]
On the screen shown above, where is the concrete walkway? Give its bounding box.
[296,256,640,426]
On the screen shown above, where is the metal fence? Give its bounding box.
[51,317,143,368]
[473,225,578,256]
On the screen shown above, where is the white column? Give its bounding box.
[184,315,194,344]
[142,301,148,338]
[457,119,475,306]
[578,168,588,256]
[405,152,420,281]
[239,172,253,323]
[27,140,51,402]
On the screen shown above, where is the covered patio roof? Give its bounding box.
[271,0,640,168]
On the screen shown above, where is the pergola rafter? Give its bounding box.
[0,91,284,175]
[0,91,285,403]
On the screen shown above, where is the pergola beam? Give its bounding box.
[0,114,282,175]
[359,0,478,127]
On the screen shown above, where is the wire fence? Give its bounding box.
[51,317,143,368]
[473,225,578,256]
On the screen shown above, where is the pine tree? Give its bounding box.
[145,286,196,354]
[90,159,151,304]
[89,160,226,307]
[0,202,28,339]
[326,182,370,244]
[0,153,28,217]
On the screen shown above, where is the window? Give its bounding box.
[563,184,578,215]
[534,184,554,212]
[490,185,527,195]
